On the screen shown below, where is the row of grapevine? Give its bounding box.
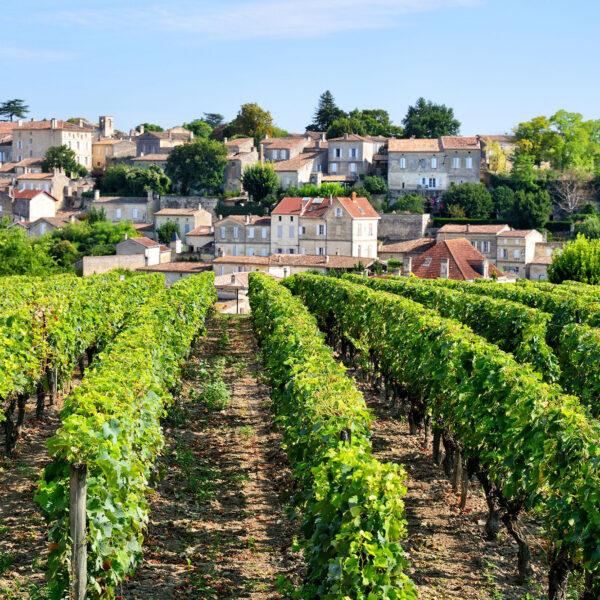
[343,273,559,380]
[248,272,417,600]
[36,271,216,599]
[286,273,600,599]
[0,273,82,310]
[1,272,163,456]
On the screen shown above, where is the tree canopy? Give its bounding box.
[97,164,171,196]
[223,103,287,146]
[307,90,347,131]
[494,187,552,229]
[136,122,163,132]
[441,183,493,219]
[165,139,227,195]
[241,162,279,204]
[0,99,29,121]
[156,220,181,245]
[0,221,56,275]
[402,97,460,139]
[548,235,600,284]
[203,113,224,129]
[183,119,213,138]
[42,145,87,178]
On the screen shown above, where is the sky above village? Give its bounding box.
[2,0,599,135]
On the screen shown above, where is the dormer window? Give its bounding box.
[334,207,343,217]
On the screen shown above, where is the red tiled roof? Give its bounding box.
[388,139,441,152]
[380,237,435,254]
[129,236,160,248]
[260,136,309,150]
[154,208,201,216]
[213,254,374,269]
[138,262,212,273]
[16,172,54,180]
[441,136,480,150]
[272,195,378,219]
[438,224,510,234]
[186,225,213,236]
[412,238,503,280]
[478,135,515,143]
[273,152,321,171]
[223,215,271,226]
[13,189,58,201]
[497,229,538,238]
[17,120,89,132]
[13,157,44,167]
[0,163,17,173]
[213,255,270,265]
[327,134,371,142]
[529,256,553,265]
[337,196,380,219]
[225,137,253,147]
[271,197,305,215]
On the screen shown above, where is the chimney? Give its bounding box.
[481,259,490,279]
[93,189,100,200]
[404,256,412,275]
[218,214,223,220]
[78,119,84,128]
[324,255,329,263]
[245,214,250,224]
[224,137,228,143]
[230,274,236,284]
[351,191,357,202]
[321,133,326,141]
[139,125,145,134]
[147,189,153,202]
[51,118,57,130]
[440,257,449,279]
[122,233,128,241]
[17,119,23,127]
[315,141,320,149]
[259,143,264,165]
[343,132,349,140]
[466,223,470,232]
[263,134,268,140]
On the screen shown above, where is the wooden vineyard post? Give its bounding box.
[70,463,87,600]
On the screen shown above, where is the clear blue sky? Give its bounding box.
[2,0,598,135]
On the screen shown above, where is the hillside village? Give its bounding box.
[0,95,599,311]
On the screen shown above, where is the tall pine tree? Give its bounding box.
[307,91,346,132]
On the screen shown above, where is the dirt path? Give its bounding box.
[352,379,546,600]
[122,315,302,599]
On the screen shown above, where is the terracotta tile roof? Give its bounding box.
[0,123,18,135]
[320,174,355,182]
[213,254,374,269]
[300,196,333,218]
[388,138,441,152]
[272,195,378,219]
[225,137,253,148]
[186,225,213,236]
[0,177,13,187]
[337,196,380,219]
[13,189,58,201]
[129,236,160,248]
[227,151,255,160]
[224,215,270,226]
[93,138,132,145]
[412,238,503,280]
[441,136,480,150]
[138,262,212,273]
[13,157,44,167]
[31,213,77,227]
[214,271,277,289]
[271,197,305,216]
[137,131,192,141]
[438,224,510,234]
[91,196,147,204]
[17,120,89,132]
[273,152,321,171]
[16,172,54,180]
[213,255,270,265]
[0,163,17,173]
[529,256,553,265]
[380,237,435,254]
[154,208,201,216]
[133,223,154,232]
[304,131,326,140]
[260,136,310,150]
[497,229,537,237]
[327,134,371,142]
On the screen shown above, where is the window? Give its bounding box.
[350,148,358,158]
[317,246,326,255]
[466,157,473,169]
[453,157,460,169]
[285,177,290,187]
[41,223,46,234]
[261,247,267,256]
[116,208,122,219]
[272,149,278,160]
[357,245,362,256]
[248,247,255,256]
[288,248,295,254]
[290,216,294,222]
[277,225,283,238]
[428,178,437,188]
[331,163,338,173]
[248,227,254,239]
[220,226,226,238]
[514,249,521,259]
[261,227,267,239]
[132,208,138,219]
[419,159,426,168]
[219,266,225,276]
[233,226,239,239]
[335,148,342,158]
[431,157,437,168]
[17,140,22,149]
[233,245,239,256]
[299,226,306,235]
[349,163,356,173]
[500,248,508,259]
[357,223,363,235]
[334,207,343,217]
[482,240,491,253]
[289,225,294,237]
[399,157,406,169]
[184,224,190,234]
[301,247,306,254]
[278,215,282,222]
[546,248,553,257]
[368,223,373,236]
[318,224,326,236]
[472,240,478,250]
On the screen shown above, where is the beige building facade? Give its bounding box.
[495,230,544,277]
[92,139,136,168]
[215,215,271,257]
[154,206,212,236]
[327,134,375,180]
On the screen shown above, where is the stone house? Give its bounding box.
[11,190,57,221]
[387,136,481,194]
[116,235,162,266]
[259,136,311,162]
[153,206,212,236]
[135,128,193,156]
[90,190,157,223]
[271,193,380,258]
[215,214,271,257]
[526,241,564,280]
[327,134,375,180]
[495,229,544,277]
[137,262,212,285]
[15,171,70,206]
[12,119,92,169]
[408,238,505,280]
[0,122,18,164]
[26,212,78,238]
[224,137,258,192]
[273,151,326,189]
[92,139,136,168]
[378,237,435,262]
[185,225,214,254]
[436,224,511,259]
[478,135,516,171]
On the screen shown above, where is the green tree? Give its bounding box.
[0,225,56,275]
[0,99,29,121]
[86,207,107,224]
[441,183,493,218]
[241,162,279,203]
[156,220,181,244]
[183,119,212,138]
[224,103,280,146]
[348,109,403,137]
[203,113,224,129]
[492,185,515,216]
[577,215,600,239]
[48,239,79,267]
[307,90,347,131]
[402,97,460,139]
[136,122,163,132]
[389,194,425,214]
[499,189,552,229]
[327,117,367,139]
[166,139,227,195]
[98,164,171,196]
[362,175,388,195]
[513,115,558,167]
[319,182,346,198]
[42,145,87,178]
[548,234,600,284]
[51,220,138,256]
[509,153,539,190]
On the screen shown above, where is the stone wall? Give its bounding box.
[77,254,145,276]
[378,213,431,241]
[159,195,219,218]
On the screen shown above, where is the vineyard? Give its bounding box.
[1,270,600,599]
